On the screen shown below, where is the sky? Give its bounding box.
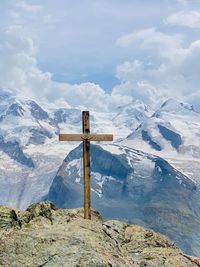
[0,0,200,112]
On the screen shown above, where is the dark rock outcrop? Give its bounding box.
[158,124,182,149]
[26,100,49,120]
[0,205,20,229]
[141,130,162,151]
[0,135,34,168]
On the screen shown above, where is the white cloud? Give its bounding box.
[7,0,44,30]
[113,28,200,111]
[165,10,200,28]
[0,26,50,97]
[14,1,43,13]
[0,26,131,112]
[50,83,111,112]
[1,23,199,113]
[117,28,183,60]
[43,81,130,112]
[177,0,188,5]
[112,61,167,107]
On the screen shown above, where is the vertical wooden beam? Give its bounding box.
[82,111,91,219]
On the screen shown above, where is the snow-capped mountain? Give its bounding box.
[0,88,200,205]
[125,99,200,156]
[112,100,150,132]
[122,99,200,187]
[0,88,78,208]
[0,88,143,208]
[47,143,200,256]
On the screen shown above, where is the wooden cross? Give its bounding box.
[59,111,113,220]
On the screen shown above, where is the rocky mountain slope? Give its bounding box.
[0,201,200,267]
[47,143,200,257]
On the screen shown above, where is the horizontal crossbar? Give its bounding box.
[59,134,113,141]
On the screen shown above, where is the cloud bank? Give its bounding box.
[165,10,200,28]
[115,26,200,111]
[0,25,130,112]
[0,1,200,112]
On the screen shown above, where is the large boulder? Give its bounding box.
[0,205,20,229]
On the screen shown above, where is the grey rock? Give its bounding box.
[0,205,20,229]
[0,202,199,267]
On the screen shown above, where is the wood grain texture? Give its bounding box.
[82,111,91,220]
[59,134,113,141]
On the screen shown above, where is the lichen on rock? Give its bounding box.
[0,205,20,229]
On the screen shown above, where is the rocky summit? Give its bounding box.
[0,202,200,267]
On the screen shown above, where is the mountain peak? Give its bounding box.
[159,98,194,113]
[26,100,49,120]
[116,99,150,113]
[0,88,11,99]
[0,201,199,267]
[113,100,150,131]
[153,98,196,118]
[6,102,25,117]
